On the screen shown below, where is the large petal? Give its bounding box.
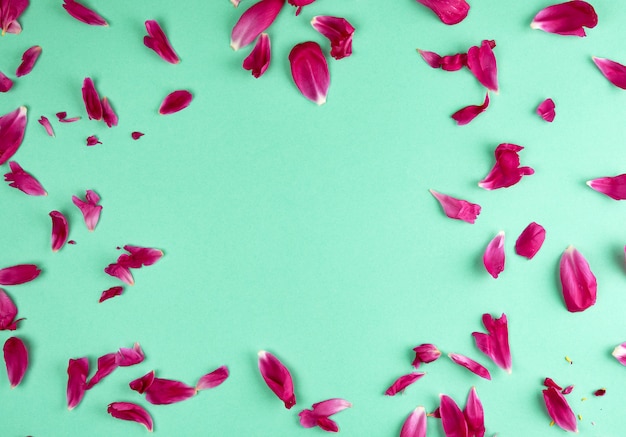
[258,350,296,408]
[559,245,597,312]
[466,41,498,92]
[71,189,102,231]
[242,33,271,78]
[196,365,229,390]
[478,143,534,190]
[101,97,118,127]
[542,386,578,432]
[0,0,29,34]
[82,78,102,120]
[144,20,180,64]
[531,1,597,37]
[384,372,426,396]
[4,161,47,196]
[15,45,42,77]
[50,211,69,252]
[0,264,41,286]
[85,352,118,389]
[439,394,468,437]
[4,336,28,387]
[415,0,469,25]
[587,174,626,200]
[230,0,285,50]
[463,387,485,437]
[448,353,491,380]
[483,231,505,279]
[144,377,197,405]
[412,343,442,368]
[537,98,556,122]
[612,342,626,366]
[159,90,192,115]
[593,57,626,89]
[514,222,545,259]
[289,41,330,105]
[451,93,489,125]
[472,313,511,373]
[0,106,28,165]
[0,289,21,330]
[400,406,427,437]
[67,357,89,410]
[107,402,153,432]
[311,15,355,60]
[62,0,107,26]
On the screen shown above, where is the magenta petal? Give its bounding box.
[400,406,428,437]
[311,15,355,60]
[101,97,118,127]
[463,387,485,437]
[412,343,441,368]
[448,353,491,380]
[0,289,21,331]
[4,337,27,387]
[15,46,42,77]
[417,49,443,68]
[0,0,29,35]
[467,41,498,92]
[159,90,192,115]
[385,372,426,396]
[116,343,145,367]
[104,263,134,285]
[430,189,481,224]
[99,286,123,303]
[144,20,180,64]
[415,0,470,25]
[593,57,626,89]
[543,386,578,432]
[515,222,545,259]
[56,111,81,122]
[122,245,163,267]
[298,409,318,428]
[38,116,54,136]
[562,385,574,395]
[131,131,144,140]
[230,0,285,50]
[4,161,47,196]
[288,0,315,15]
[196,365,229,390]
[289,41,330,105]
[144,377,197,405]
[472,313,512,373]
[298,398,351,431]
[537,98,556,122]
[258,350,296,408]
[587,174,626,200]
[0,264,41,286]
[107,402,153,432]
[85,353,118,389]
[0,106,28,165]
[86,135,101,146]
[243,33,271,78]
[483,231,505,279]
[311,398,351,417]
[62,0,107,26]
[439,394,468,437]
[452,93,489,125]
[478,143,534,190]
[544,377,563,391]
[72,189,102,231]
[129,370,155,394]
[49,211,69,252]
[316,417,339,432]
[82,78,102,120]
[559,245,597,312]
[531,1,597,37]
[0,71,13,92]
[612,342,626,366]
[67,357,89,410]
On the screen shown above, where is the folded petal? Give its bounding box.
[99,286,123,303]
[0,0,29,35]
[101,97,118,127]
[4,161,47,196]
[289,41,330,105]
[0,106,28,165]
[562,385,574,395]
[311,15,355,60]
[107,402,153,432]
[0,264,41,286]
[439,394,468,437]
[400,406,427,437]
[0,289,21,330]
[122,245,164,267]
[38,116,54,136]
[298,398,351,432]
[159,90,192,115]
[467,41,498,92]
[104,263,134,285]
[483,231,505,279]
[116,343,145,366]
[415,0,469,25]
[478,143,534,190]
[67,357,89,409]
[258,350,296,408]
[472,313,512,373]
[587,174,626,200]
[15,45,42,77]
[85,352,118,389]
[542,386,577,432]
[50,211,69,252]
[515,222,545,259]
[316,417,339,432]
[86,135,101,146]
[144,20,180,64]
[451,93,489,125]
[230,0,285,50]
[559,245,597,312]
[385,372,426,396]
[537,98,556,122]
[242,32,270,78]
[288,0,314,15]
[0,71,13,92]
[196,365,229,390]
[72,189,102,231]
[131,131,144,140]
[298,409,318,428]
[448,353,491,380]
[144,377,197,405]
[463,387,485,437]
[4,337,27,387]
[129,370,155,394]
[612,342,626,366]
[412,343,442,368]
[312,398,351,417]
[531,1,597,37]
[82,78,102,120]
[62,0,107,26]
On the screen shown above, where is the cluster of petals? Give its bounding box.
[243,33,270,78]
[418,41,496,73]
[81,77,118,127]
[452,93,489,125]
[230,0,285,51]
[0,289,23,330]
[587,173,626,200]
[559,246,597,312]
[16,45,42,77]
[311,15,354,60]
[439,388,485,437]
[107,402,153,432]
[537,98,556,122]
[483,231,505,278]
[104,245,163,285]
[4,336,28,387]
[72,190,102,231]
[298,398,351,432]
[49,211,69,252]
[258,350,296,408]
[514,222,545,259]
[415,0,470,25]
[62,0,107,26]
[0,0,29,34]
[144,20,180,64]
[159,90,192,115]
[429,190,481,224]
[385,372,426,396]
[4,161,47,196]
[0,264,41,286]
[0,106,28,165]
[472,313,511,373]
[289,41,330,105]
[412,343,441,368]
[478,143,534,190]
[56,111,81,123]
[542,381,577,432]
[531,1,597,37]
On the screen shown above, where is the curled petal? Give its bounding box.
[67,357,89,410]
[62,0,107,26]
[448,353,491,380]
[85,352,118,389]
[50,211,69,252]
[483,231,505,279]
[543,386,578,432]
[515,222,545,259]
[531,1,597,37]
[159,90,192,115]
[0,106,28,165]
[242,33,270,78]
[86,135,101,146]
[593,57,626,89]
[196,365,229,390]
[400,406,427,437]
[0,289,21,330]
[107,402,153,432]
[537,98,556,122]
[439,394,468,437]
[104,263,134,285]
[415,0,470,25]
[466,41,498,92]
[384,372,425,396]
[562,385,574,395]
[478,143,534,190]
[129,370,155,394]
[72,189,102,231]
[463,387,485,437]
[559,246,597,312]
[230,0,285,50]
[4,161,47,196]
[412,343,442,368]
[258,350,296,408]
[289,41,330,105]
[38,116,54,136]
[311,15,355,60]
[116,343,145,367]
[15,46,42,77]
[612,342,626,366]
[587,174,626,200]
[0,71,13,92]
[99,286,123,303]
[101,97,118,127]
[144,378,197,405]
[82,78,102,120]
[0,264,41,286]
[0,0,29,35]
[131,131,144,140]
[144,20,180,64]
[472,313,511,373]
[451,93,489,125]
[4,337,28,387]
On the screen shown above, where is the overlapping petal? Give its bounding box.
[258,350,296,408]
[62,0,107,26]
[4,161,47,196]
[298,398,351,432]
[587,174,626,200]
[531,1,597,37]
[311,15,355,60]
[107,402,153,432]
[15,45,41,77]
[289,41,329,105]
[451,93,489,125]
[0,264,40,285]
[67,357,89,409]
[196,365,229,390]
[0,0,29,35]
[542,386,577,432]
[385,372,425,396]
[612,342,626,366]
[537,98,556,122]
[130,372,196,405]
[159,90,192,115]
[56,111,81,123]
[72,189,102,231]
[412,343,442,368]
[472,313,511,373]
[559,245,597,312]
[49,211,69,252]
[85,352,117,389]
[448,353,491,380]
[514,222,545,259]
[4,336,28,387]
[230,0,285,51]
[242,33,270,78]
[400,406,427,437]
[144,20,180,64]
[0,106,28,165]
[288,0,314,16]
[415,0,470,25]
[439,394,468,437]
[478,143,534,190]
[467,41,498,92]
[104,245,163,285]
[82,77,102,120]
[483,231,505,279]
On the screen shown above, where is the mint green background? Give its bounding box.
[1,1,626,435]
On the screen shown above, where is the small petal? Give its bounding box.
[4,161,47,196]
[0,289,21,330]
[85,353,118,389]
[562,385,574,395]
[196,365,229,390]
[472,313,512,373]
[593,57,626,89]
[4,337,28,387]
[82,78,102,120]
[298,398,351,432]
[542,386,578,432]
[463,387,485,437]
[0,0,29,35]
[242,33,271,78]
[466,40,498,92]
[230,0,285,50]
[400,406,427,437]
[316,417,339,432]
[451,93,489,126]
[559,246,597,312]
[0,71,13,92]
[311,15,355,60]
[0,264,41,286]
[483,231,505,279]
[107,402,153,432]
[104,263,134,285]
[67,357,89,410]
[288,0,315,16]
[537,98,556,122]
[478,143,534,190]
[415,0,470,25]
[62,0,108,26]
[129,370,155,394]
[121,245,164,267]
[594,388,606,396]
[144,20,180,64]
[439,394,468,437]
[543,377,563,391]
[258,350,296,408]
[587,174,626,200]
[612,342,626,366]
[429,189,481,223]
[101,97,118,127]
[131,131,144,140]
[99,286,124,303]
[50,211,69,252]
[417,49,443,68]
[159,90,192,115]
[144,377,197,405]
[72,189,102,231]
[531,1,597,37]
[448,353,491,380]
[0,106,28,165]
[384,372,425,396]
[312,398,351,417]
[38,116,54,136]
[86,135,101,146]
[289,41,330,105]
[15,46,42,77]
[56,111,81,123]
[116,343,145,367]
[515,222,545,259]
[412,343,442,368]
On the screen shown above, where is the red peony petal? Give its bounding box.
[0,70,13,92]
[544,377,563,391]
[131,131,144,140]
[38,116,54,136]
[242,33,271,78]
[4,336,28,387]
[451,93,489,125]
[0,106,28,165]
[104,263,134,285]
[230,0,285,50]
[478,143,534,190]
[562,385,574,395]
[86,135,101,146]
[67,357,89,410]
[15,45,42,77]
[49,210,69,252]
[101,97,118,127]
[144,377,197,405]
[415,0,470,25]
[129,370,155,394]
[4,161,47,196]
[82,78,102,120]
[311,15,355,60]
[258,350,296,408]
[430,189,481,223]
[463,387,485,437]
[288,0,315,16]
[542,386,577,432]
[85,352,118,389]
[144,20,180,64]
[412,343,441,368]
[515,222,545,259]
[483,231,505,279]
[159,90,192,115]
[559,245,597,312]
[587,174,626,200]
[384,372,426,396]
[0,264,41,286]
[400,406,427,437]
[448,353,491,380]
[0,0,29,35]
[537,98,556,122]
[107,402,153,432]
[593,57,626,89]
[472,313,512,373]
[196,365,229,390]
[99,286,123,303]
[62,0,107,26]
[56,111,81,122]
[531,1,597,37]
[466,40,498,92]
[439,394,468,437]
[289,41,330,105]
[0,289,22,331]
[72,189,102,231]
[116,343,145,367]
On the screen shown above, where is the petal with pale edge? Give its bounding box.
[472,313,512,373]
[82,78,102,120]
[417,49,443,68]
[0,264,40,286]
[537,98,556,122]
[159,90,192,115]
[439,394,468,437]
[612,342,626,366]
[451,93,489,125]
[258,350,296,408]
[99,286,123,303]
[196,365,229,390]
[463,387,485,437]
[4,336,27,387]
[67,357,89,410]
[0,71,13,92]
[429,190,481,223]
[104,263,134,285]
[467,41,498,92]
[385,372,426,396]
[4,161,47,196]
[107,402,153,432]
[0,0,29,34]
[543,386,578,432]
[412,343,442,368]
[483,231,505,279]
[144,20,180,64]
[478,143,534,190]
[230,0,285,50]
[243,33,270,78]
[38,116,54,136]
[72,189,102,231]
[0,106,28,165]
[311,15,355,60]
[593,57,626,89]
[50,211,69,252]
[101,97,118,127]
[448,353,491,380]
[587,174,626,200]
[415,0,469,25]
[85,352,117,389]
[531,1,597,37]
[289,41,329,105]
[559,246,597,312]
[144,377,197,405]
[62,0,107,26]
[0,289,22,330]
[400,406,427,437]
[515,222,545,259]
[15,46,41,77]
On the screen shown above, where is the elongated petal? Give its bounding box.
[104,263,134,285]
[412,343,441,368]
[515,222,545,259]
[85,352,117,389]
[0,0,29,34]
[4,161,47,196]
[258,350,296,408]
[107,402,153,432]
[311,15,355,60]
[67,357,89,409]
[0,106,28,165]
[159,90,192,115]
[15,46,41,77]
[417,49,443,68]
[230,0,285,50]
[385,372,425,396]
[472,313,512,373]
[129,370,155,394]
[483,231,505,279]
[463,387,485,437]
[478,143,534,190]
[0,71,13,92]
[0,264,40,285]
[400,406,427,437]
[82,78,102,120]
[559,245,597,312]
[101,97,118,127]
[587,174,626,200]
[72,189,102,231]
[452,93,489,125]
[531,1,597,37]
[56,111,81,122]
[38,116,54,136]
[196,365,229,390]
[593,57,626,89]
[467,41,498,92]
[116,343,144,366]
[612,342,626,366]
[62,0,107,26]
[537,98,556,122]
[0,289,21,330]
[415,0,469,25]
[144,377,197,405]
[50,211,69,252]
[448,353,491,380]
[144,20,180,64]
[316,417,339,432]
[312,398,351,416]
[289,41,330,105]
[543,377,563,390]
[4,337,27,387]
[99,286,123,303]
[439,394,468,437]
[122,245,163,267]
[543,387,577,432]
[243,33,270,78]
[131,131,144,140]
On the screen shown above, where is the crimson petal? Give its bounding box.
[537,98,556,122]
[478,143,534,190]
[289,41,330,105]
[400,407,427,437]
[49,211,69,252]
[62,0,107,26]
[311,15,355,60]
[72,189,102,231]
[15,45,41,77]
[38,116,54,136]
[104,263,134,285]
[587,174,626,200]
[415,0,470,25]
[0,0,29,34]
[515,222,545,259]
[4,337,27,387]
[439,394,468,437]
[230,0,285,51]
[0,264,40,286]
[542,386,577,432]
[144,20,180,64]
[159,90,192,115]
[429,189,481,223]
[452,93,489,125]
[531,1,597,37]
[122,245,163,267]
[412,343,441,368]
[242,33,270,78]
[116,343,145,366]
[559,245,597,312]
[288,0,314,15]
[144,377,197,405]
[298,398,351,432]
[4,161,47,196]
[82,78,102,120]
[448,353,491,380]
[483,231,505,279]
[0,106,28,165]
[258,350,296,408]
[129,370,155,394]
[131,131,144,140]
[385,372,425,396]
[0,71,13,92]
[101,97,118,127]
[196,365,229,390]
[467,40,498,92]
[593,57,626,89]
[0,289,22,330]
[85,353,117,389]
[67,357,89,409]
[107,402,153,431]
[472,313,512,373]
[86,135,101,146]
[99,286,123,303]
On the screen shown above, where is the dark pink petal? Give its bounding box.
[463,387,485,437]
[537,98,556,122]
[15,45,42,77]
[483,231,505,279]
[86,135,101,146]
[417,49,443,68]
[467,41,498,92]
[144,377,197,405]
[4,336,27,387]
[131,131,144,140]
[0,71,13,92]
[0,264,40,286]
[230,0,285,50]
[129,370,155,394]
[430,189,480,224]
[298,409,318,428]
[448,353,491,380]
[82,77,102,120]
[531,1,597,37]
[196,365,229,390]
[0,289,22,330]
[451,93,489,126]
[104,263,134,285]
[62,0,107,26]
[38,116,54,136]
[415,0,470,25]
[116,343,144,367]
[4,161,47,196]
[144,20,180,64]
[384,372,426,396]
[72,189,102,231]
[316,417,339,432]
[67,357,89,410]
[594,388,606,396]
[311,15,355,60]
[430,407,441,418]
[101,97,118,127]
[439,394,468,437]
[312,398,351,417]
[56,111,81,122]
[0,0,29,35]
[298,398,351,432]
[85,352,118,389]
[593,57,626,89]
[0,106,28,165]
[122,245,163,267]
[559,245,597,312]
[478,143,534,190]
[159,90,192,115]
[587,174,626,200]
[472,313,512,373]
[99,286,123,303]
[49,210,69,252]
[107,402,153,432]
[544,377,563,391]
[562,385,574,395]
[412,343,442,368]
[258,350,296,408]
[243,33,270,78]
[441,53,467,71]
[612,342,626,366]
[400,406,427,437]
[288,0,314,15]
[542,386,577,432]
[515,222,545,259]
[289,41,330,105]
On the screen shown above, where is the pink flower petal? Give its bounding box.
[159,90,192,115]
[415,0,470,25]
[99,286,124,303]
[311,15,355,60]
[104,263,134,285]
[85,352,118,389]
[298,398,351,432]
[37,116,54,136]
[230,0,285,50]
[417,49,443,68]
[4,161,47,196]
[288,0,314,15]
[107,402,153,432]
[385,372,426,396]
[131,131,144,140]
[531,1,597,37]
[62,0,107,26]
[448,353,491,380]
[587,174,626,200]
[466,40,498,92]
[15,45,42,77]
[0,71,13,92]
[116,342,145,366]
[544,377,563,391]
[594,388,606,396]
[0,264,41,286]
[537,98,556,122]
[144,20,180,64]
[439,394,468,437]
[430,189,481,224]
[592,57,626,89]
[122,245,164,267]
[258,350,296,408]
[612,342,626,366]
[72,189,102,231]
[0,106,28,165]
[418,43,496,72]
[562,385,574,395]
[143,377,197,405]
[483,231,505,279]
[559,245,597,312]
[49,210,69,252]
[289,41,330,105]
[4,336,27,387]
[129,370,155,394]
[451,93,489,125]
[478,143,534,190]
[243,32,270,78]
[0,0,29,35]
[315,417,339,432]
[311,398,351,417]
[56,111,81,122]
[542,386,578,432]
[463,387,485,437]
[82,77,102,121]
[196,365,229,390]
[472,313,512,373]
[400,406,428,437]
[412,343,442,368]
[67,357,89,410]
[0,289,22,330]
[515,222,545,259]
[101,97,118,127]
[86,135,101,146]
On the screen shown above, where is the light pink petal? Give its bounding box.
[384,372,426,396]
[451,93,489,126]
[515,222,545,259]
[122,245,164,267]
[49,210,69,252]
[412,343,442,368]
[472,313,512,373]
[537,98,556,122]
[289,41,330,105]
[86,135,101,146]
[415,0,470,25]
[82,78,102,120]
[559,245,597,312]
[417,49,443,68]
[400,406,427,437]
[62,0,107,26]
[67,357,89,409]
[107,402,153,432]
[159,90,192,115]
[15,45,42,77]
[131,131,144,140]
[0,0,29,34]
[99,286,124,303]
[288,0,315,15]
[0,106,28,165]
[129,370,155,394]
[542,386,577,432]
[430,189,481,224]
[439,394,468,437]
[531,1,597,37]
[587,174,626,200]
[196,365,229,390]
[4,161,47,196]
[144,20,180,64]
[258,350,296,408]
[144,377,197,405]
[104,263,134,285]
[483,231,505,279]
[231,0,241,6]
[116,343,145,367]
[593,57,626,89]
[311,15,355,60]
[5,19,22,34]
[612,342,626,366]
[448,353,491,380]
[4,336,27,387]
[466,41,498,92]
[0,289,21,331]
[463,387,485,437]
[478,143,534,190]
[0,71,13,92]
[38,116,54,136]
[312,398,351,416]
[230,0,285,50]
[72,189,102,231]
[243,33,271,78]
[101,97,118,127]
[0,264,41,286]
[85,352,118,389]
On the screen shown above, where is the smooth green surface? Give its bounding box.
[2,1,626,435]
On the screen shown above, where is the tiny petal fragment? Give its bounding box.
[448,353,491,380]
[531,1,597,37]
[101,97,118,127]
[412,343,442,368]
[107,402,153,432]
[38,116,54,136]
[439,394,469,437]
[0,0,29,35]
[385,372,426,396]
[452,93,489,125]
[400,406,427,437]
[289,41,330,105]
[612,342,626,366]
[537,98,556,122]
[559,246,597,312]
[242,33,270,78]
[99,286,123,303]
[67,357,89,409]
[0,106,28,165]
[311,15,355,60]
[483,231,505,279]
[298,398,351,432]
[4,161,47,196]
[478,143,534,190]
[543,386,578,432]
[50,211,69,252]
[56,111,81,123]
[131,131,144,140]
[472,313,512,373]
[415,0,470,25]
[196,365,229,390]
[0,289,22,330]
[515,222,545,259]
[159,90,192,115]
[463,387,485,437]
[86,135,101,146]
[258,350,296,408]
[4,337,28,387]
[587,174,626,200]
[0,71,13,92]
[230,0,285,50]
[593,57,626,89]
[16,46,42,77]
[72,189,102,231]
[62,0,108,26]
[0,264,41,286]
[467,41,498,92]
[82,78,102,120]
[594,388,606,396]
[144,20,180,64]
